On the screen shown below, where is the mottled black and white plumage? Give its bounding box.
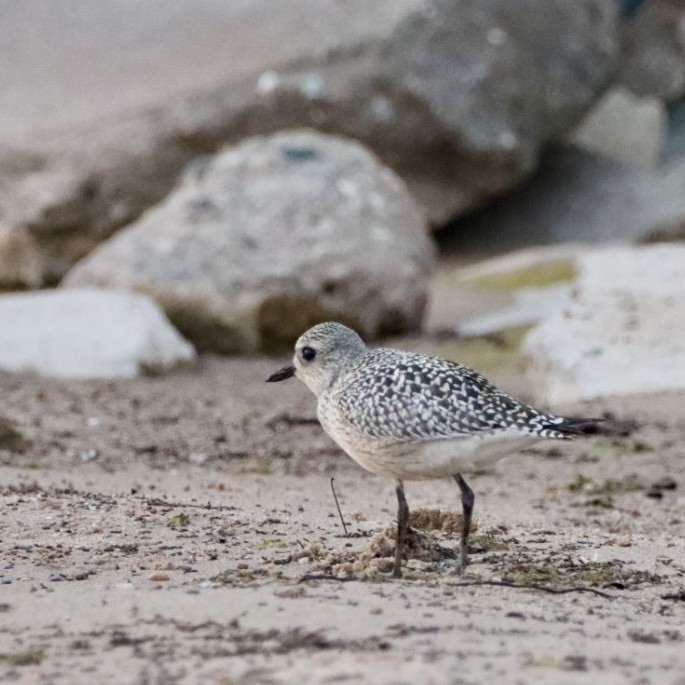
[335,349,583,442]
[267,322,597,577]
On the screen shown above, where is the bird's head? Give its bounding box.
[266,322,367,397]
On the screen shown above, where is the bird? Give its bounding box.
[266,321,597,578]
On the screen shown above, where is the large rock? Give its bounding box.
[0,416,30,453]
[443,145,685,255]
[0,223,42,289]
[617,1,685,102]
[63,131,435,353]
[522,245,685,404]
[569,87,667,166]
[0,289,196,378]
[0,0,617,281]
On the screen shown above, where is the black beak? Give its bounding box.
[266,365,296,382]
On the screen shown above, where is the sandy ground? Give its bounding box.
[1,351,685,685]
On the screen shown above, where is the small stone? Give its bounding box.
[49,573,65,582]
[651,476,677,491]
[255,70,281,95]
[0,579,12,585]
[148,572,170,582]
[237,563,249,570]
[564,655,588,672]
[189,452,209,465]
[80,449,98,463]
[273,556,292,566]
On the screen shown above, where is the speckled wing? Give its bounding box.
[333,349,567,442]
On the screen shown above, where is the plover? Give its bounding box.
[267,322,597,578]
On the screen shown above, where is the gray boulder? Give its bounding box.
[523,245,685,404]
[618,2,685,102]
[63,131,435,353]
[0,0,617,281]
[263,0,617,225]
[443,145,685,255]
[0,222,42,289]
[569,87,667,166]
[0,289,196,378]
[0,415,30,453]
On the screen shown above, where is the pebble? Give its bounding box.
[189,452,209,465]
[80,449,98,462]
[0,578,12,585]
[645,476,677,499]
[49,573,65,582]
[148,572,170,582]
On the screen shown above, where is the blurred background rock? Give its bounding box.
[0,0,683,399]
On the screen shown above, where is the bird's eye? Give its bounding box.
[301,346,316,362]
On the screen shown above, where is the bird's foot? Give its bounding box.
[456,557,468,576]
[453,543,486,574]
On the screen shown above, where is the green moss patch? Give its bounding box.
[589,439,651,457]
[505,559,661,588]
[0,649,44,666]
[256,538,289,550]
[466,259,576,291]
[435,324,532,374]
[166,511,195,530]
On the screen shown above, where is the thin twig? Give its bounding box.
[298,575,616,599]
[266,413,320,428]
[330,477,349,536]
[142,496,237,511]
[448,579,615,600]
[661,591,685,601]
[299,573,358,583]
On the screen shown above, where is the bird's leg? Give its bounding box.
[393,479,409,579]
[454,474,474,573]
